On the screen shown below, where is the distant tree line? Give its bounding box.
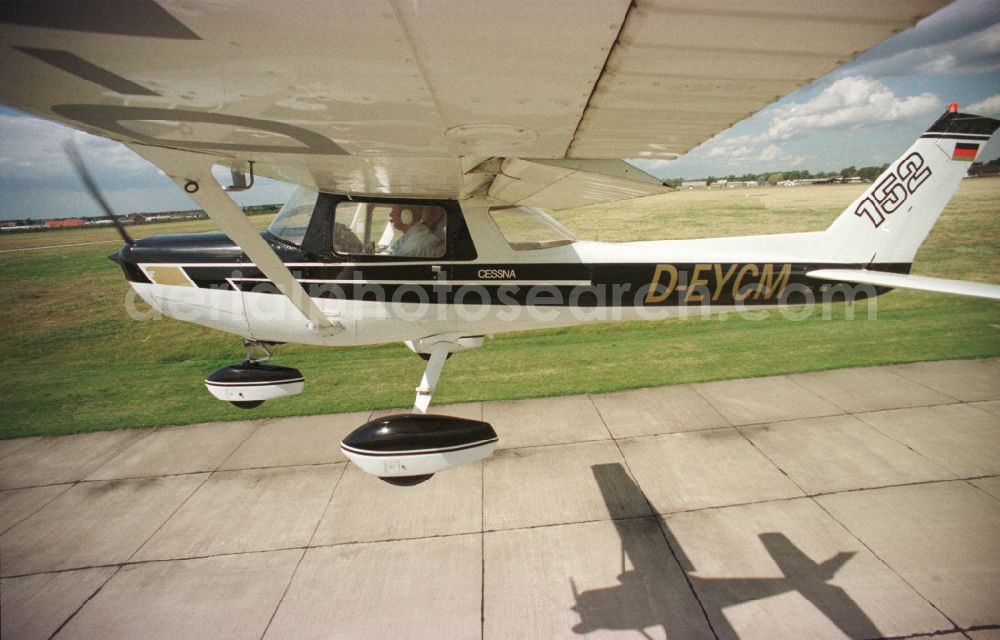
[666,164,893,187]
[709,164,890,186]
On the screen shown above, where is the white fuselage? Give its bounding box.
[126,197,858,347]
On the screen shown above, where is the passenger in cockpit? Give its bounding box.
[421,207,447,254]
[383,206,444,258]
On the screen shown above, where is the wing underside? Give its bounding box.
[0,0,950,204]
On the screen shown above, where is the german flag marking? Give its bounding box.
[953,142,979,161]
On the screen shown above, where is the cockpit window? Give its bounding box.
[334,202,447,258]
[488,206,578,251]
[267,187,318,246]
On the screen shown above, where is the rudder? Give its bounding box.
[823,106,999,266]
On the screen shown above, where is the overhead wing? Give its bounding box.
[808,269,1000,301]
[0,0,951,205]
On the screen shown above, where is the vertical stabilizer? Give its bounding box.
[823,107,999,266]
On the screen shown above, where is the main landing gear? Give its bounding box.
[202,334,499,485]
[204,340,304,409]
[340,334,499,486]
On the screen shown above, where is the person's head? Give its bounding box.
[421,207,444,229]
[389,206,417,231]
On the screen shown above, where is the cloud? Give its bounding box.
[845,1,1000,78]
[666,76,937,170]
[967,94,1000,116]
[0,111,160,188]
[0,108,294,219]
[764,76,939,141]
[759,145,782,161]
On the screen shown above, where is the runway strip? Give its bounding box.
[0,239,121,253]
[1,358,998,640]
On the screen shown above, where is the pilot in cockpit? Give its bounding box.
[382,206,445,258]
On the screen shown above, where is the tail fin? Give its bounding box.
[823,106,999,266]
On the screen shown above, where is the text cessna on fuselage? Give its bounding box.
[478,268,517,279]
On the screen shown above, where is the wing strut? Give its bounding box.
[129,144,341,333]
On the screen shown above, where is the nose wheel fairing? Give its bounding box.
[204,340,304,408]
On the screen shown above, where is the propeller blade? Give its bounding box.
[63,141,134,244]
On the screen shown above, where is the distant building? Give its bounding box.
[681,180,707,189]
[44,218,86,229]
[1,225,46,232]
[967,162,999,178]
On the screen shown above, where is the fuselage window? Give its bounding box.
[334,203,447,258]
[267,187,319,246]
[488,206,578,251]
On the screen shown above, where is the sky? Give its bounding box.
[1,0,999,220]
[635,0,1000,180]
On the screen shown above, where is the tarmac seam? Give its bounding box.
[73,461,348,484]
[850,411,964,478]
[600,406,720,640]
[0,401,984,491]
[7,476,998,580]
[257,548,307,640]
[688,383,736,428]
[44,565,122,640]
[480,457,486,640]
[809,491,965,637]
[782,367,965,415]
[965,476,1000,503]
[0,482,74,536]
[214,418,269,473]
[256,460,349,638]
[123,469,214,565]
[886,362,976,405]
[626,437,985,640]
[5,474,998,581]
[875,623,1000,640]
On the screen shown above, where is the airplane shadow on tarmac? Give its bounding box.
[570,464,881,639]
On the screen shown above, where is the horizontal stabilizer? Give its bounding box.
[807,269,1000,301]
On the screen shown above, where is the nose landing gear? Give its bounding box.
[204,340,304,409]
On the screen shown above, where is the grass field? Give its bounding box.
[2,181,998,439]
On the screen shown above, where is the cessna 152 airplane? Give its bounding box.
[2,0,998,484]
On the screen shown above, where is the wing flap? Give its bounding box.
[807,269,1000,301]
[487,159,671,210]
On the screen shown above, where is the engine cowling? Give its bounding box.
[341,414,498,485]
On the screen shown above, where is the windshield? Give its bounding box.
[267,187,319,245]
[488,206,578,251]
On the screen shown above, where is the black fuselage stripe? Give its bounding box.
[133,262,910,307]
[920,133,992,140]
[341,438,498,457]
[205,378,304,387]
